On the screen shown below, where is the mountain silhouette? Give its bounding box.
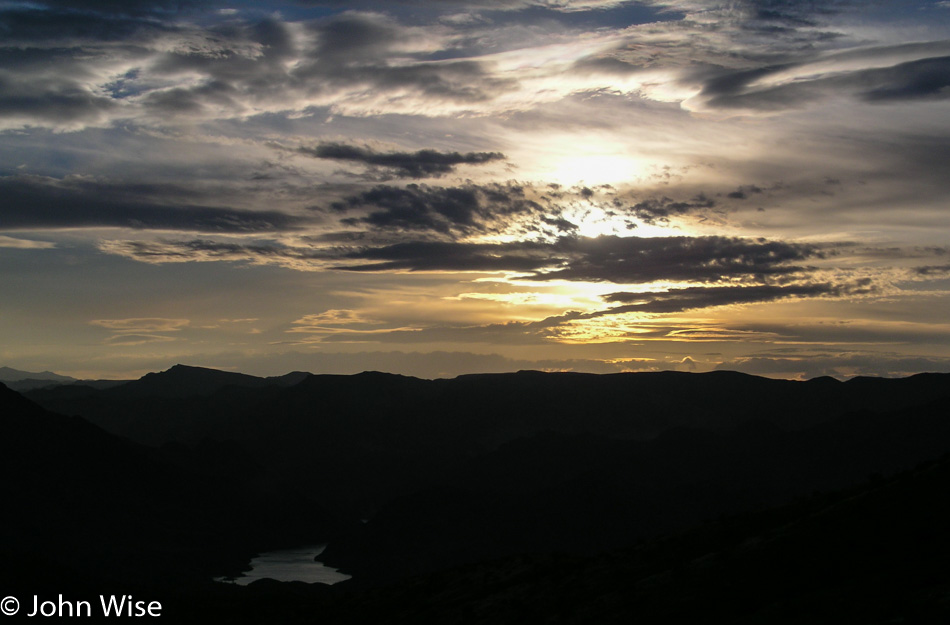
[0,366,77,391]
[0,365,75,382]
[0,381,340,595]
[10,365,950,622]
[105,364,306,400]
[308,451,950,625]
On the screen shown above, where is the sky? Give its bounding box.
[1,0,949,380]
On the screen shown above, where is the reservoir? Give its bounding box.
[217,545,351,586]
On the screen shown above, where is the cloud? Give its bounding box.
[0,175,306,233]
[627,193,717,225]
[0,235,56,249]
[24,1,208,16]
[717,351,950,379]
[285,293,901,346]
[514,235,822,283]
[90,317,190,332]
[685,43,950,113]
[97,237,335,270]
[0,5,172,43]
[599,281,870,314]
[294,309,376,325]
[0,0,904,131]
[0,0,939,136]
[300,309,591,345]
[290,309,383,330]
[860,56,950,103]
[0,70,119,130]
[92,317,190,345]
[331,234,829,287]
[0,5,176,129]
[103,333,179,345]
[113,10,520,123]
[726,185,764,200]
[294,1,641,13]
[915,263,950,277]
[331,182,541,236]
[294,142,506,179]
[335,239,553,272]
[101,232,827,285]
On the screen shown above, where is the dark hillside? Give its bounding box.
[0,382,339,595]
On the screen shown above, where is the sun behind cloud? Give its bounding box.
[546,152,644,186]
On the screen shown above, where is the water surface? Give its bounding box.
[217,544,351,585]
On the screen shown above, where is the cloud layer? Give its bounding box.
[2,0,949,379]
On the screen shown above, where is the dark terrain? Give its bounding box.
[4,366,950,622]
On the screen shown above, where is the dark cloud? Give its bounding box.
[521,235,821,284]
[915,263,950,277]
[102,238,330,263]
[295,57,512,104]
[334,234,823,284]
[626,193,716,225]
[861,56,950,103]
[142,79,241,115]
[296,142,505,178]
[335,240,553,272]
[19,0,209,16]
[692,46,950,112]
[130,11,516,121]
[0,175,305,232]
[0,6,170,42]
[106,233,823,285]
[289,12,516,101]
[740,0,852,28]
[331,183,540,236]
[0,74,117,126]
[0,6,177,126]
[293,1,632,12]
[144,18,296,81]
[305,10,407,61]
[599,282,866,315]
[727,185,764,200]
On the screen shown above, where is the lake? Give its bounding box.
[216,544,351,585]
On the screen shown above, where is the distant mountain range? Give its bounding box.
[0,365,78,391]
[6,364,950,622]
[0,365,76,382]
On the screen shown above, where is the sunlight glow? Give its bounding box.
[548,153,643,186]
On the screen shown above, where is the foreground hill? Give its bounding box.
[21,366,950,589]
[320,394,950,585]
[0,381,340,595]
[311,451,950,625]
[144,445,950,624]
[7,366,950,622]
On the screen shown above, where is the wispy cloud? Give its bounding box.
[599,281,875,314]
[0,235,56,249]
[0,175,307,233]
[90,318,190,332]
[293,142,506,179]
